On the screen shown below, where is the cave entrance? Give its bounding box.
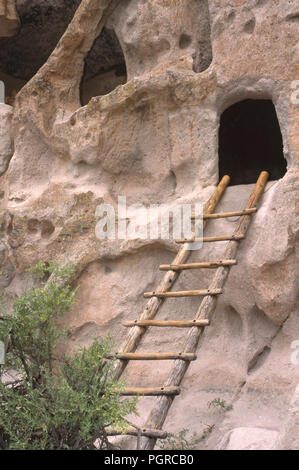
[80,27,127,106]
[218,99,286,185]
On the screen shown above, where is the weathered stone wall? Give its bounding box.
[0,0,298,450]
[0,0,20,37]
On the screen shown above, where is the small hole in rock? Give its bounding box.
[41,220,55,238]
[27,218,39,233]
[179,33,192,49]
[243,18,256,34]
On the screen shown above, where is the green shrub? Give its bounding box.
[207,397,233,411]
[0,262,136,450]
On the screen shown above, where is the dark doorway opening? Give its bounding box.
[218,99,286,185]
[0,1,81,106]
[80,28,127,106]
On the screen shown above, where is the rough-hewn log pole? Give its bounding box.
[143,289,222,298]
[140,171,269,450]
[107,427,168,439]
[159,260,237,270]
[175,234,245,243]
[113,352,197,361]
[191,208,257,220]
[113,175,230,380]
[123,320,210,327]
[119,386,180,396]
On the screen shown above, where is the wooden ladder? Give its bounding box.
[110,171,269,450]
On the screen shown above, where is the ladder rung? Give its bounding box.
[159,259,237,271]
[191,208,257,220]
[144,288,222,298]
[123,319,210,327]
[107,427,168,439]
[175,234,245,243]
[116,352,197,361]
[113,352,197,361]
[119,386,181,396]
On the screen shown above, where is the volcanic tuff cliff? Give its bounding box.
[0,0,298,450]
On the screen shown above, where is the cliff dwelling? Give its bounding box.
[0,0,298,452]
[219,98,287,185]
